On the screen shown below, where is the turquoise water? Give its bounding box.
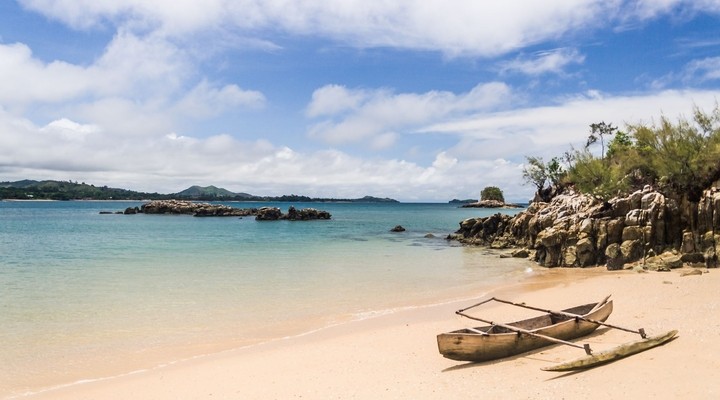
[0,201,529,397]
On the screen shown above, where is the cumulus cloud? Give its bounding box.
[3,88,718,201]
[175,80,266,118]
[306,82,513,148]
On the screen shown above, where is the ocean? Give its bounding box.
[0,200,530,397]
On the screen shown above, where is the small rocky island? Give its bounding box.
[108,200,331,221]
[460,199,524,209]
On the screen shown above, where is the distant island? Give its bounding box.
[448,199,478,204]
[0,180,399,203]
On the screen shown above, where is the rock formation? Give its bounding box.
[461,200,523,208]
[449,185,720,269]
[108,200,331,221]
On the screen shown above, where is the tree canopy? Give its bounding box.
[525,105,720,202]
[480,186,505,202]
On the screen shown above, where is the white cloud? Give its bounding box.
[0,1,675,57]
[306,85,368,118]
[17,1,720,58]
[624,0,720,20]
[4,88,718,201]
[0,42,91,105]
[499,48,585,76]
[175,80,266,118]
[307,82,512,148]
[683,56,720,82]
[422,88,720,160]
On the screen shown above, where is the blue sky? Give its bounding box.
[1,1,720,201]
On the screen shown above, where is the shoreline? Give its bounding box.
[4,260,539,399]
[19,266,720,399]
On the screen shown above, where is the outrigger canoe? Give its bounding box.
[438,296,677,370]
[437,297,613,362]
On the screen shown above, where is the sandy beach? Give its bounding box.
[22,267,720,400]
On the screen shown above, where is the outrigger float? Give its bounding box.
[436,296,677,371]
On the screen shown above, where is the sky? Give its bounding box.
[1,1,720,202]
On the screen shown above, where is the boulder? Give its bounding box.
[390,225,406,232]
[645,251,683,270]
[576,238,596,266]
[605,243,625,270]
[620,240,643,262]
[255,207,283,221]
[511,248,530,258]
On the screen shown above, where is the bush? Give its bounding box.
[481,186,505,202]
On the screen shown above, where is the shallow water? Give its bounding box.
[0,201,530,397]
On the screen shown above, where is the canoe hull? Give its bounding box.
[437,300,613,362]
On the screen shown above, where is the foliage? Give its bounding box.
[480,186,505,202]
[626,105,720,201]
[567,149,629,199]
[522,156,548,191]
[586,121,618,160]
[522,156,567,192]
[537,105,720,202]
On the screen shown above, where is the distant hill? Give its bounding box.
[175,185,252,199]
[0,180,165,201]
[0,180,398,203]
[449,198,478,204]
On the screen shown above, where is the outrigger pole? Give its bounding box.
[458,296,647,339]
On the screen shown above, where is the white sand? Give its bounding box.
[21,267,720,400]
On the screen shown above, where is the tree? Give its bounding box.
[522,156,547,192]
[480,186,505,203]
[586,121,618,160]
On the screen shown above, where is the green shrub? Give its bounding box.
[480,186,505,202]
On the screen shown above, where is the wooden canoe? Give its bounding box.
[437,298,613,362]
[542,329,678,371]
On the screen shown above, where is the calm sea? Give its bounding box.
[0,200,530,397]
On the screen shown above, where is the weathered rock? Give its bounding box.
[511,248,529,258]
[124,206,139,215]
[462,200,523,208]
[680,252,705,264]
[390,225,406,232]
[622,226,645,242]
[680,269,703,277]
[282,206,331,221]
[645,251,683,271]
[450,187,720,268]
[576,238,596,266]
[605,243,625,270]
[129,200,329,221]
[255,207,283,220]
[620,240,644,262]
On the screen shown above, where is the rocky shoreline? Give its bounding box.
[449,185,720,271]
[103,200,331,221]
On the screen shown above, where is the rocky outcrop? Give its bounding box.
[256,206,331,221]
[461,200,523,208]
[449,185,720,269]
[110,200,331,221]
[141,200,256,217]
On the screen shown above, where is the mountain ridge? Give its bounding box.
[0,180,399,203]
